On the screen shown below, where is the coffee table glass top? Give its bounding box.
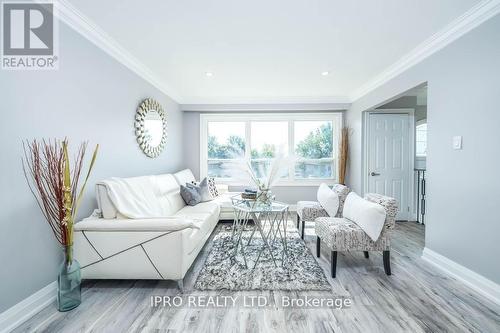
[231,195,288,213]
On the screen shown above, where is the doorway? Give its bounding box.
[363,110,414,220]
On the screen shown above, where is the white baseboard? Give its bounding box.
[422,248,500,306]
[0,281,57,333]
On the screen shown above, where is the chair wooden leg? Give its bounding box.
[383,251,391,275]
[331,251,337,278]
[301,220,305,239]
[316,236,321,258]
[363,251,369,259]
[296,214,300,229]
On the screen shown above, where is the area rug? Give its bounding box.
[195,223,331,291]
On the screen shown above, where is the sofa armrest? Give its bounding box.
[74,216,199,232]
[364,193,398,229]
[216,184,229,194]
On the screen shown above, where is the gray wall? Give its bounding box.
[346,14,500,283]
[0,24,183,312]
[183,111,342,204]
[377,95,428,122]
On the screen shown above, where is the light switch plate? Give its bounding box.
[453,136,462,150]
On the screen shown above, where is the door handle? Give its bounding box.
[370,172,381,176]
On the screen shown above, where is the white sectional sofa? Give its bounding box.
[73,169,237,288]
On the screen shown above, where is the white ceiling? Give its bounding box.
[66,0,482,104]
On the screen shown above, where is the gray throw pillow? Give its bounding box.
[180,184,201,206]
[187,177,213,202]
[191,177,218,198]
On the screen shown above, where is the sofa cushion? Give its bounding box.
[212,192,237,210]
[173,169,196,186]
[343,192,386,242]
[317,183,339,218]
[96,174,186,219]
[315,217,390,251]
[155,174,186,214]
[175,201,220,217]
[98,175,177,218]
[175,203,220,254]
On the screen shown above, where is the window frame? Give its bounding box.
[200,112,343,186]
[415,119,427,157]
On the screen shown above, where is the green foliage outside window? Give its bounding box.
[207,122,334,178]
[295,122,333,158]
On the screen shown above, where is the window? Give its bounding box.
[200,113,342,185]
[251,121,288,178]
[416,121,427,157]
[207,121,246,179]
[294,121,334,179]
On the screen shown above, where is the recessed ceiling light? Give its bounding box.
[321,71,330,76]
[205,72,213,77]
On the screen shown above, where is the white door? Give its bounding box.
[367,112,411,220]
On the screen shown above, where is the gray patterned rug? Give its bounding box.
[195,223,331,291]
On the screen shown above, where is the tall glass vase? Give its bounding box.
[57,245,81,312]
[257,188,274,204]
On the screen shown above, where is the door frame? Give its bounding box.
[362,109,415,221]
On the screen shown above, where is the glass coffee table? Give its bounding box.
[231,196,289,269]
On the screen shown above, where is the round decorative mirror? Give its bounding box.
[134,98,167,158]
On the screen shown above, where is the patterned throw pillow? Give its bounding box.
[191,177,219,198]
[207,177,219,197]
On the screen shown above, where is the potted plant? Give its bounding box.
[22,139,98,311]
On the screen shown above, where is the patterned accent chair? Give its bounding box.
[296,184,350,239]
[314,193,398,277]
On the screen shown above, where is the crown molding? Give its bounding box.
[350,0,500,101]
[43,1,500,106]
[180,95,351,106]
[181,102,350,112]
[49,0,182,102]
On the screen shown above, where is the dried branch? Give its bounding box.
[339,127,349,185]
[22,139,98,246]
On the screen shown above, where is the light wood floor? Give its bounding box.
[14,222,500,333]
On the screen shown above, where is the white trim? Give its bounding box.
[416,119,427,127]
[422,248,500,306]
[415,121,427,157]
[200,113,342,186]
[43,0,500,105]
[350,0,500,101]
[48,0,181,102]
[181,102,351,111]
[38,0,500,105]
[181,96,351,105]
[0,281,56,333]
[362,109,415,220]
